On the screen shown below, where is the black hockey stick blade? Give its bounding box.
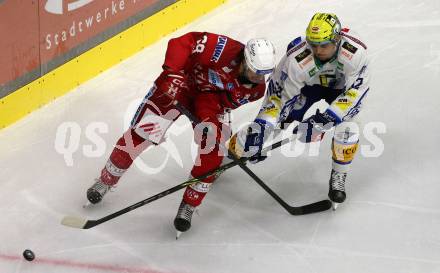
[287,199,332,215]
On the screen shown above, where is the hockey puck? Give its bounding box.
[23,249,35,261]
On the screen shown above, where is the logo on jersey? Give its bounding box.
[298,56,313,69]
[287,41,306,56]
[341,32,367,49]
[44,0,95,15]
[295,48,312,63]
[267,79,282,97]
[335,97,353,112]
[319,74,337,88]
[341,50,353,60]
[260,101,279,119]
[211,36,228,63]
[208,69,224,89]
[337,61,344,71]
[238,94,251,105]
[287,37,306,56]
[342,42,358,54]
[308,67,317,77]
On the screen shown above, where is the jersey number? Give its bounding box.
[351,78,363,89]
[193,34,208,54]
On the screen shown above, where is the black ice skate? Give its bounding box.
[86,179,112,206]
[174,200,196,239]
[328,169,347,210]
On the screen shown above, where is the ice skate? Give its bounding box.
[174,200,196,239]
[328,169,347,210]
[86,178,112,205]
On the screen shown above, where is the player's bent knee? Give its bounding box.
[332,121,360,167]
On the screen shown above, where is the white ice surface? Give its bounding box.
[1,0,440,272]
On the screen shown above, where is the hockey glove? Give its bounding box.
[294,109,336,143]
[154,70,189,107]
[244,119,274,164]
[228,119,273,164]
[221,81,265,109]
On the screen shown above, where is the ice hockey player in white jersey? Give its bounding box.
[230,12,370,209]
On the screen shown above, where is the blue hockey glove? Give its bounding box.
[294,109,336,143]
[244,119,274,163]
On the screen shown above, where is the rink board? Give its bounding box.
[0,0,225,129]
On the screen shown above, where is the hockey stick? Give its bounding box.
[173,101,331,215]
[61,133,296,229]
[60,103,330,229]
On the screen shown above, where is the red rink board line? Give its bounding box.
[0,253,169,273]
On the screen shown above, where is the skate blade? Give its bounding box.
[332,202,339,211]
[176,231,182,240]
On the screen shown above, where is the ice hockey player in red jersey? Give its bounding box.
[230,13,370,210]
[86,32,276,236]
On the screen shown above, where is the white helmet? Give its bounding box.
[244,38,276,75]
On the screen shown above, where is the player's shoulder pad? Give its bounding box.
[340,28,367,50]
[286,36,307,56]
[285,36,312,65]
[338,29,368,71]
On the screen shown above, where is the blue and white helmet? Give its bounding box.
[244,38,276,75]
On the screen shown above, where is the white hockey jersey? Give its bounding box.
[257,28,370,126]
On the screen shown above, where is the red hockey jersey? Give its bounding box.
[162,32,266,109]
